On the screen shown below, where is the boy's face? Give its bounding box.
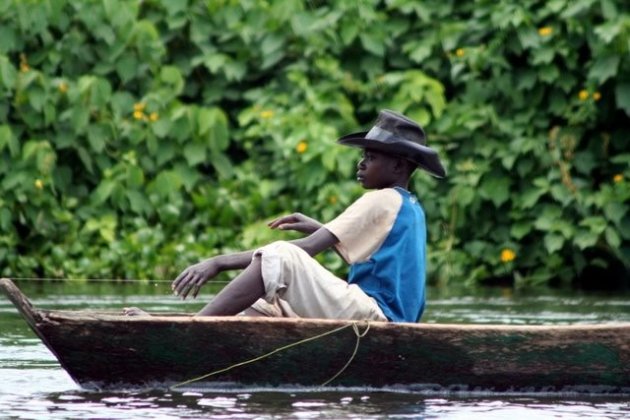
[356,148,401,189]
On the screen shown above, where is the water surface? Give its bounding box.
[1,281,629,419]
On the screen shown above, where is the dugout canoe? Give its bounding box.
[2,278,629,393]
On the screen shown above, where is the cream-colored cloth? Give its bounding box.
[249,241,386,321]
[324,188,401,264]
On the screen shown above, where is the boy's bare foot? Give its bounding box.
[122,307,150,316]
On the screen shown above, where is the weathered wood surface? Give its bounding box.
[2,278,629,391]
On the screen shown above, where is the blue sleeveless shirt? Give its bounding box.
[347,188,426,322]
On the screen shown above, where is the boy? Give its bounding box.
[130,110,445,322]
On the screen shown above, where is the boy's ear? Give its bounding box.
[392,157,408,174]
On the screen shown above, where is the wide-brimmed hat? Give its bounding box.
[337,109,446,178]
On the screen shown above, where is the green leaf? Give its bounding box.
[340,22,359,45]
[92,179,117,204]
[77,147,94,173]
[126,190,152,215]
[0,207,11,230]
[0,55,17,89]
[87,124,108,153]
[174,163,201,191]
[160,65,183,93]
[223,61,246,81]
[544,233,564,254]
[0,26,16,54]
[580,216,607,234]
[0,125,18,157]
[588,55,620,84]
[604,202,626,226]
[152,118,172,138]
[71,106,90,133]
[261,50,284,70]
[197,107,214,136]
[538,64,559,83]
[149,171,182,197]
[574,229,599,249]
[561,0,597,18]
[517,27,540,49]
[261,34,284,56]
[28,86,46,112]
[116,54,138,83]
[615,83,630,115]
[161,0,188,16]
[605,226,621,248]
[519,187,545,209]
[126,166,144,187]
[210,152,233,179]
[534,206,563,231]
[183,142,206,166]
[600,0,617,19]
[99,214,117,242]
[198,107,229,151]
[203,53,227,73]
[594,19,622,43]
[573,151,596,174]
[531,47,555,65]
[90,78,112,108]
[510,222,531,240]
[479,177,510,207]
[360,32,385,56]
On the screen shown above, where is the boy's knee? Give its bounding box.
[258,241,305,260]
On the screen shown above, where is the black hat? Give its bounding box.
[337,109,446,178]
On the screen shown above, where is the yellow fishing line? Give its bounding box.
[171,320,371,390]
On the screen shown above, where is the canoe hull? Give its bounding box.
[2,279,629,391]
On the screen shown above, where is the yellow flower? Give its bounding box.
[296,140,308,154]
[592,91,601,101]
[133,110,144,120]
[260,110,274,119]
[34,179,44,190]
[58,82,68,93]
[500,248,516,263]
[328,195,337,205]
[133,102,146,112]
[455,48,465,57]
[538,27,553,37]
[19,54,29,72]
[613,174,624,183]
[578,90,589,101]
[149,112,159,122]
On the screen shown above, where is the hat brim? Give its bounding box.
[338,132,447,178]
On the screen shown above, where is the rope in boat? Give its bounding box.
[320,321,371,387]
[170,320,371,390]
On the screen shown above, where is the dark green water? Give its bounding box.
[1,281,629,419]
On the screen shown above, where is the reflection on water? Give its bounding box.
[1,281,629,419]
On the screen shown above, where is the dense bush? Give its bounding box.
[0,0,628,288]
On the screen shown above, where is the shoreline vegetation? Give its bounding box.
[0,0,628,290]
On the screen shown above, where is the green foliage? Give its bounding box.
[0,0,628,288]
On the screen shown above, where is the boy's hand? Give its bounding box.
[171,258,221,299]
[268,213,322,234]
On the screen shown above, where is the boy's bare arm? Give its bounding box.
[268,212,322,234]
[171,250,255,299]
[171,227,338,299]
[289,226,338,256]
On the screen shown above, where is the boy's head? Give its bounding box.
[337,109,446,178]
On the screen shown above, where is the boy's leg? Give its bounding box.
[251,241,387,321]
[196,258,265,316]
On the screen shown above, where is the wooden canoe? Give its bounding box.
[2,277,629,392]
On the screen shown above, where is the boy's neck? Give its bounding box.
[377,180,409,191]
